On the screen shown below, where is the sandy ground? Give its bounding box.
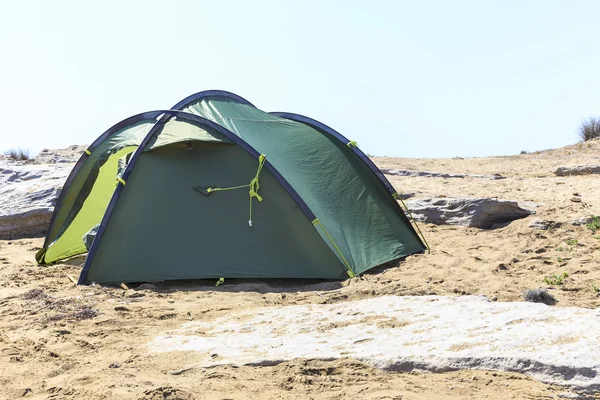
[1,139,600,399]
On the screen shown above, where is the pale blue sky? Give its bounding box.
[1,0,599,158]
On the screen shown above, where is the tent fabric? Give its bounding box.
[173,93,426,275]
[38,110,191,262]
[40,146,138,263]
[36,92,426,284]
[36,113,235,265]
[83,142,347,284]
[145,117,231,150]
[77,110,323,284]
[35,116,157,264]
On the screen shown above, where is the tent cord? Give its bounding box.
[394,194,431,253]
[312,218,355,278]
[205,154,266,226]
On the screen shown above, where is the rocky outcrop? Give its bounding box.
[0,155,75,239]
[32,145,87,164]
[528,219,560,230]
[555,165,600,176]
[571,216,595,226]
[404,198,535,229]
[382,169,505,180]
[150,295,600,390]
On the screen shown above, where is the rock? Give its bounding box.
[572,217,594,226]
[32,145,87,164]
[143,387,192,400]
[149,295,600,390]
[528,219,559,230]
[0,146,87,239]
[571,197,582,203]
[0,163,72,239]
[123,289,144,298]
[382,169,505,180]
[396,192,415,200]
[135,283,158,291]
[109,362,121,368]
[555,165,600,176]
[557,393,582,399]
[404,198,535,229]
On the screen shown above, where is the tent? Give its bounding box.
[36,91,427,284]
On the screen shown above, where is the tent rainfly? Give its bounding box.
[36,91,427,284]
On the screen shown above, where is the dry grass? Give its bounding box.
[47,306,99,322]
[578,117,600,142]
[4,148,30,160]
[20,288,99,322]
[21,287,48,300]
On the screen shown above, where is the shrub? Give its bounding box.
[565,238,578,246]
[578,117,600,142]
[4,148,30,161]
[586,216,600,234]
[523,289,556,305]
[544,272,569,286]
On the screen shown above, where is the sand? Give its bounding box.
[1,139,600,399]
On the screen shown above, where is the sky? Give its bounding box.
[1,0,599,159]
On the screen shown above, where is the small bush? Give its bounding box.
[565,238,578,246]
[4,148,30,161]
[578,117,600,142]
[523,289,556,305]
[544,272,569,286]
[586,216,600,234]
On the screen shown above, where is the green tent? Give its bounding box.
[36,91,426,284]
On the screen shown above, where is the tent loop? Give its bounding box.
[346,140,358,148]
[203,154,267,227]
